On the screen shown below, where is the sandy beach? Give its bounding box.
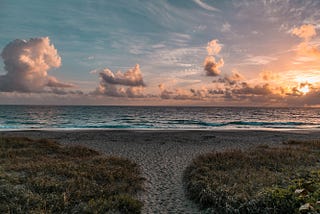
[2,129,320,213]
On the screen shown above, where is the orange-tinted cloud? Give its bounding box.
[156,27,320,106]
[292,24,316,41]
[206,39,222,55]
[232,83,273,96]
[259,70,279,81]
[296,42,320,58]
[204,39,224,76]
[215,70,244,85]
[0,37,72,93]
[99,64,145,87]
[158,83,201,100]
[286,88,320,106]
[126,86,146,98]
[204,56,224,76]
[95,64,146,97]
[291,24,320,59]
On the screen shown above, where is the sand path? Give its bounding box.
[2,130,320,213]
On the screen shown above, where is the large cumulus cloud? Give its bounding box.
[0,37,73,93]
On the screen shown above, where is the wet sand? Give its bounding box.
[2,130,320,213]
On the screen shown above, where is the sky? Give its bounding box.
[1,0,320,106]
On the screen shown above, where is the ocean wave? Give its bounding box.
[167,120,224,127]
[68,124,154,129]
[226,121,307,127]
[167,119,313,128]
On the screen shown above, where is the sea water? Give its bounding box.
[0,105,319,130]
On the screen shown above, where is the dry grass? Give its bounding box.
[0,136,144,213]
[184,140,320,213]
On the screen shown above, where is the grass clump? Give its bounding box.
[0,136,144,213]
[183,140,320,213]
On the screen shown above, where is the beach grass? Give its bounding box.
[0,136,144,213]
[183,140,320,213]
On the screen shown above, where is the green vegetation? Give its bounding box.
[183,140,320,213]
[0,136,144,213]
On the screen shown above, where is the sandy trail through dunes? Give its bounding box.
[2,130,320,213]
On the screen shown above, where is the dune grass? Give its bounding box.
[0,136,144,213]
[183,140,320,213]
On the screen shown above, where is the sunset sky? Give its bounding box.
[1,0,320,106]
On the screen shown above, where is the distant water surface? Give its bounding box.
[0,105,319,130]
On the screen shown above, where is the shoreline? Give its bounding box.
[1,127,320,133]
[1,130,320,213]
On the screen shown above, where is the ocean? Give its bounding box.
[0,105,319,131]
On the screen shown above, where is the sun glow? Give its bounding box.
[294,75,320,84]
[299,84,310,95]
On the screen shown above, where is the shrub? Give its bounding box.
[183,140,320,213]
[0,136,144,213]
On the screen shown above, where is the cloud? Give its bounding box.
[193,0,220,12]
[204,56,224,76]
[157,71,320,106]
[158,83,200,100]
[232,83,273,96]
[149,46,203,71]
[291,24,320,60]
[94,64,146,98]
[126,86,146,98]
[158,67,280,103]
[287,88,320,106]
[296,42,320,58]
[190,88,210,98]
[47,77,74,88]
[158,83,165,91]
[158,83,173,99]
[243,55,277,65]
[226,70,244,82]
[291,24,316,41]
[159,89,172,99]
[207,88,224,95]
[154,30,320,106]
[89,69,98,74]
[209,69,281,103]
[204,39,224,76]
[206,39,222,55]
[0,37,72,93]
[99,64,145,87]
[259,70,279,81]
[221,22,231,32]
[215,70,244,85]
[48,87,84,95]
[95,84,125,97]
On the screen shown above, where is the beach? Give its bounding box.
[2,129,320,213]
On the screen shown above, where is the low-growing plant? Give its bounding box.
[0,136,144,213]
[183,140,320,213]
